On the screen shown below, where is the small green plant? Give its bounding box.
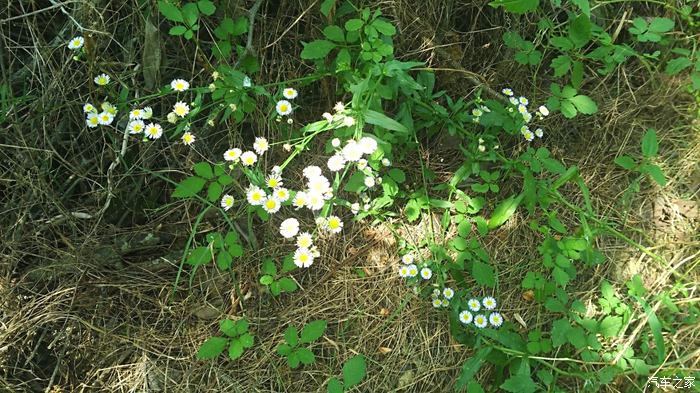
[628,17,675,43]
[327,355,367,393]
[197,318,254,361]
[259,256,299,296]
[277,320,327,369]
[158,0,216,40]
[614,128,667,187]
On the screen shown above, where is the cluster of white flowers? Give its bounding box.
[431,287,455,308]
[501,87,548,142]
[275,87,298,117]
[458,296,503,328]
[326,136,380,191]
[398,252,435,282]
[84,101,122,128]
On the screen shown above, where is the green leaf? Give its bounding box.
[236,319,249,334]
[342,355,367,388]
[571,0,590,16]
[488,0,540,14]
[569,14,592,47]
[300,320,327,343]
[239,332,254,348]
[287,351,301,368]
[296,347,316,365]
[405,199,421,222]
[207,182,223,202]
[259,275,274,285]
[169,26,187,36]
[665,57,692,75]
[216,250,232,270]
[560,100,577,118]
[364,109,409,133]
[568,327,587,349]
[158,1,183,22]
[194,162,214,179]
[455,347,492,389]
[472,260,496,287]
[261,259,277,276]
[488,193,523,229]
[551,55,571,77]
[228,339,244,360]
[320,0,336,17]
[569,95,597,115]
[648,17,674,33]
[172,176,206,198]
[187,246,212,266]
[279,277,298,292]
[644,164,666,186]
[345,19,363,31]
[344,172,366,193]
[219,319,237,337]
[500,365,538,393]
[277,343,292,356]
[300,40,336,60]
[551,318,572,347]
[327,378,344,393]
[284,325,299,347]
[388,168,406,183]
[599,316,623,338]
[614,155,636,170]
[197,336,227,359]
[641,128,658,157]
[323,25,345,42]
[197,0,216,15]
[372,19,396,36]
[181,3,199,26]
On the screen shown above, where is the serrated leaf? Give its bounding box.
[388,168,406,183]
[197,0,216,15]
[665,57,692,75]
[193,162,214,179]
[279,277,298,292]
[345,19,363,31]
[228,339,244,360]
[296,347,316,365]
[472,260,496,287]
[455,347,492,389]
[599,316,623,338]
[614,155,636,170]
[571,0,590,16]
[569,95,597,114]
[158,1,183,22]
[644,164,666,186]
[300,320,327,343]
[259,275,274,285]
[569,14,592,47]
[323,25,345,41]
[169,26,187,36]
[342,355,367,388]
[277,343,292,356]
[405,199,421,222]
[284,325,298,347]
[216,250,232,270]
[240,332,254,348]
[641,128,658,157]
[197,336,227,359]
[551,318,571,347]
[300,40,336,60]
[173,176,206,198]
[219,319,237,337]
[320,0,336,17]
[207,182,223,202]
[648,17,674,33]
[187,246,212,266]
[372,19,396,36]
[327,378,344,393]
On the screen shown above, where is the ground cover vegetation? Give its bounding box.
[1,0,699,391]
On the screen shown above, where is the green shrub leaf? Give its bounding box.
[300,320,327,343]
[488,193,523,229]
[197,336,227,359]
[342,355,367,388]
[173,176,206,198]
[158,1,183,22]
[301,40,336,59]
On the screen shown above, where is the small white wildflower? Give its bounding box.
[407,264,418,278]
[467,298,481,312]
[482,296,497,310]
[253,137,269,155]
[303,166,323,179]
[242,76,252,88]
[97,111,114,126]
[266,173,282,189]
[538,105,549,116]
[173,102,190,117]
[519,96,529,106]
[307,175,331,194]
[333,102,345,113]
[327,154,346,172]
[273,187,290,202]
[350,202,361,215]
[305,191,325,211]
[224,148,242,162]
[358,137,378,155]
[323,112,334,122]
[342,116,356,127]
[502,88,514,96]
[293,247,314,268]
[171,79,189,92]
[129,108,144,120]
[342,140,363,162]
[246,186,265,206]
[331,138,341,147]
[357,159,368,170]
[296,232,313,249]
[489,312,504,327]
[517,104,528,115]
[94,73,110,86]
[181,132,195,145]
[143,107,153,119]
[478,145,486,152]
[535,128,544,138]
[276,100,293,116]
[279,218,300,238]
[86,112,99,128]
[83,103,96,113]
[443,287,455,300]
[68,36,84,49]
[221,194,235,211]
[282,88,298,99]
[381,158,391,167]
[474,314,488,329]
[364,176,375,188]
[283,143,292,151]
[167,112,178,124]
[509,97,519,106]
[459,310,473,325]
[399,265,410,278]
[420,267,432,280]
[240,151,258,166]
[262,196,281,214]
[145,123,163,139]
[292,191,308,209]
[287,118,293,125]
[432,298,442,308]
[441,299,450,307]
[401,254,414,265]
[523,129,535,142]
[326,215,343,234]
[472,108,483,117]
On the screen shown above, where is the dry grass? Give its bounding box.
[1,0,699,392]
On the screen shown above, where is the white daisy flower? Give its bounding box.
[253,137,269,155]
[293,247,314,268]
[443,287,454,300]
[86,112,99,128]
[482,296,497,310]
[474,314,488,329]
[472,108,483,117]
[489,312,504,328]
[282,88,298,99]
[173,101,190,117]
[83,103,96,113]
[459,310,473,325]
[357,159,368,170]
[128,120,145,134]
[407,264,418,278]
[331,138,341,148]
[359,137,378,155]
[350,202,361,214]
[342,140,363,162]
[303,166,322,179]
[68,36,84,49]
[441,299,450,307]
[145,123,163,139]
[305,191,325,211]
[102,102,116,114]
[142,107,153,119]
[522,112,533,123]
[523,129,535,142]
[432,298,442,308]
[322,112,334,122]
[171,79,189,92]
[224,148,242,162]
[520,125,530,134]
[129,108,144,120]
[296,232,313,249]
[181,132,195,145]
[276,100,293,116]
[534,128,544,138]
[538,105,549,116]
[292,191,308,209]
[167,112,178,124]
[364,176,375,188]
[97,111,114,125]
[307,175,331,194]
[517,104,528,115]
[273,187,290,202]
[342,116,356,127]
[94,73,110,86]
[333,102,345,113]
[266,173,282,188]
[327,154,346,172]
[246,186,265,206]
[279,218,300,238]
[381,158,391,167]
[262,196,281,214]
[221,194,235,211]
[509,97,519,106]
[401,254,414,265]
[502,88,514,96]
[420,267,432,280]
[326,215,343,233]
[519,96,529,106]
[240,151,258,166]
[467,298,481,312]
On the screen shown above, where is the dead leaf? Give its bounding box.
[378,347,392,355]
[522,290,535,302]
[379,308,390,317]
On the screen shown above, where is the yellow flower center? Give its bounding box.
[299,238,311,248]
[252,193,262,201]
[299,254,308,262]
[175,82,184,90]
[266,200,276,209]
[268,178,278,187]
[280,104,289,112]
[328,219,339,229]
